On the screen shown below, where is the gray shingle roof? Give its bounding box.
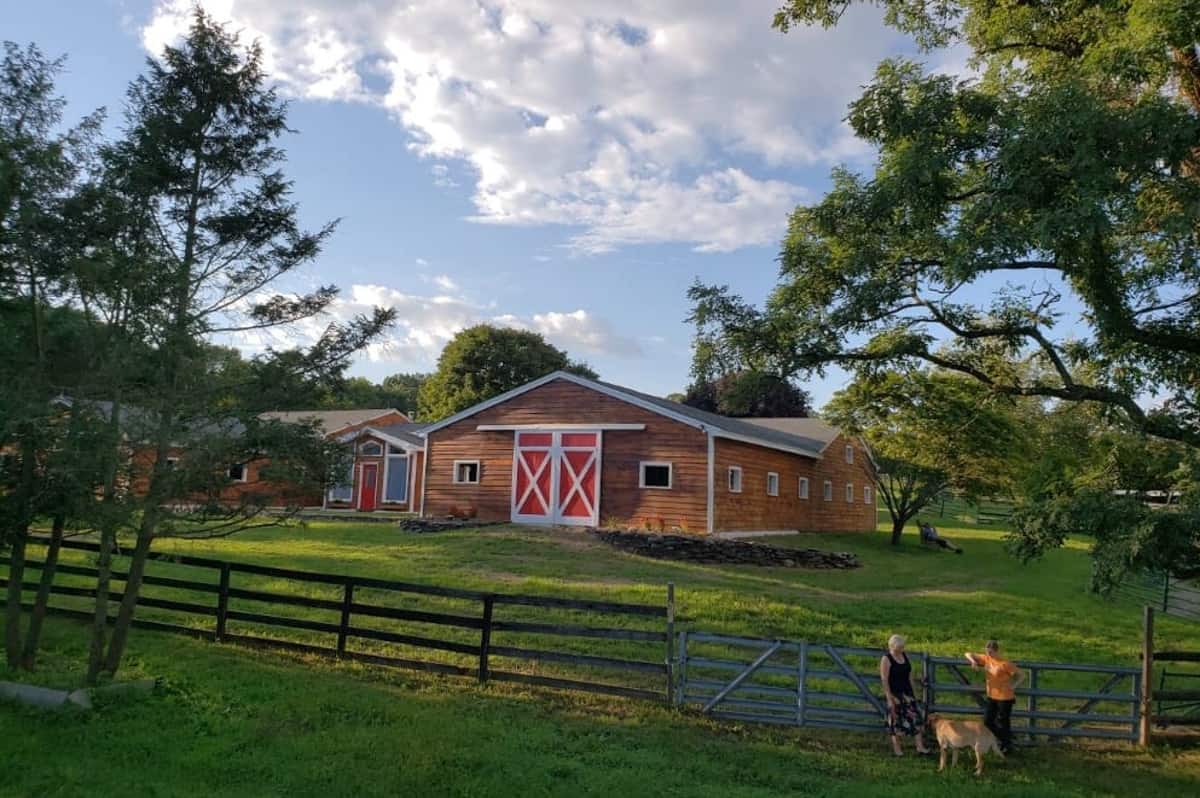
[371,422,430,447]
[258,408,407,434]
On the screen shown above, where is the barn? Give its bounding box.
[418,371,876,535]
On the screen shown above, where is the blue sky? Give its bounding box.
[4,1,1006,408]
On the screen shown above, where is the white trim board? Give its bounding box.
[337,426,423,452]
[713,529,802,540]
[476,423,645,432]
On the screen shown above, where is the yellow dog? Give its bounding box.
[928,713,1005,776]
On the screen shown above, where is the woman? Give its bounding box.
[880,634,930,756]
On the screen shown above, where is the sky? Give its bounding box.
[4,1,977,407]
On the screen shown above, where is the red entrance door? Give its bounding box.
[511,431,600,526]
[358,463,378,511]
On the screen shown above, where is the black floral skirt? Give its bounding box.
[887,695,924,737]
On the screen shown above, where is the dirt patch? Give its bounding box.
[591,530,859,569]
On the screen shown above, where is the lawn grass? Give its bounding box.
[4,515,1199,796]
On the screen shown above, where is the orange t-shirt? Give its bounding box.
[977,654,1019,700]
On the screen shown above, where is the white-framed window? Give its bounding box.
[453,460,480,484]
[864,485,873,505]
[327,461,354,503]
[164,456,180,470]
[846,482,854,502]
[227,463,248,482]
[359,441,383,456]
[727,466,743,493]
[639,461,673,489]
[766,472,779,496]
[799,477,809,499]
[845,444,854,464]
[384,453,409,503]
[823,480,833,501]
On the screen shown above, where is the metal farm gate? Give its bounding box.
[677,632,1141,742]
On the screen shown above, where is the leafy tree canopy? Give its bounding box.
[694,1,1200,448]
[824,368,1023,543]
[418,325,596,420]
[684,370,812,418]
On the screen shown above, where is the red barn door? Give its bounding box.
[358,463,378,511]
[511,431,600,527]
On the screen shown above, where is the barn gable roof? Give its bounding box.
[258,408,409,435]
[419,371,830,458]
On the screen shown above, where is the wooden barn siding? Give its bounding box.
[423,379,709,530]
[713,435,876,532]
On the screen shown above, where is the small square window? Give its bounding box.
[727,467,743,493]
[766,472,779,496]
[845,445,854,464]
[864,485,873,505]
[228,463,247,482]
[639,462,673,489]
[823,480,833,501]
[845,482,854,503]
[453,460,480,484]
[799,477,809,499]
[164,456,180,470]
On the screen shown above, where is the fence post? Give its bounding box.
[797,640,808,727]
[665,582,675,705]
[215,563,231,642]
[478,595,494,685]
[927,659,936,713]
[1028,667,1039,741]
[676,629,688,707]
[1140,605,1155,746]
[337,581,355,656]
[920,651,930,720]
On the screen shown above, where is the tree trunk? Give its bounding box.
[19,513,65,670]
[4,532,29,667]
[4,436,38,668]
[101,530,153,677]
[891,516,906,546]
[84,524,115,686]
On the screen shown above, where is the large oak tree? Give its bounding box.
[694,0,1200,448]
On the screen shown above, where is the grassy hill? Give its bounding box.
[3,518,1198,797]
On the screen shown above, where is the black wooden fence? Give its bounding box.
[2,537,674,702]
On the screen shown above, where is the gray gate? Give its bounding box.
[677,632,1141,742]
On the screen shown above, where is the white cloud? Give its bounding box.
[141,1,906,252]
[231,282,640,367]
[432,274,458,292]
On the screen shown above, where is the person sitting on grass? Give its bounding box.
[919,520,963,553]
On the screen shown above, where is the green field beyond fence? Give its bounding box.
[4,520,1200,797]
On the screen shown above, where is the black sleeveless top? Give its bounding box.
[886,652,914,698]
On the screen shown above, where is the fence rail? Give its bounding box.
[3,536,673,703]
[678,632,1140,742]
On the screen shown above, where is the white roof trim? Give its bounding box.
[337,426,422,452]
[419,370,828,459]
[475,423,645,432]
[419,371,708,436]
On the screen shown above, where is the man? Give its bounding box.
[919,520,963,553]
[965,640,1023,753]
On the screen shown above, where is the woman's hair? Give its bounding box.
[888,634,905,650]
[986,639,1000,651]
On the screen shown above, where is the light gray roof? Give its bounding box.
[371,422,430,447]
[258,408,407,434]
[740,417,840,451]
